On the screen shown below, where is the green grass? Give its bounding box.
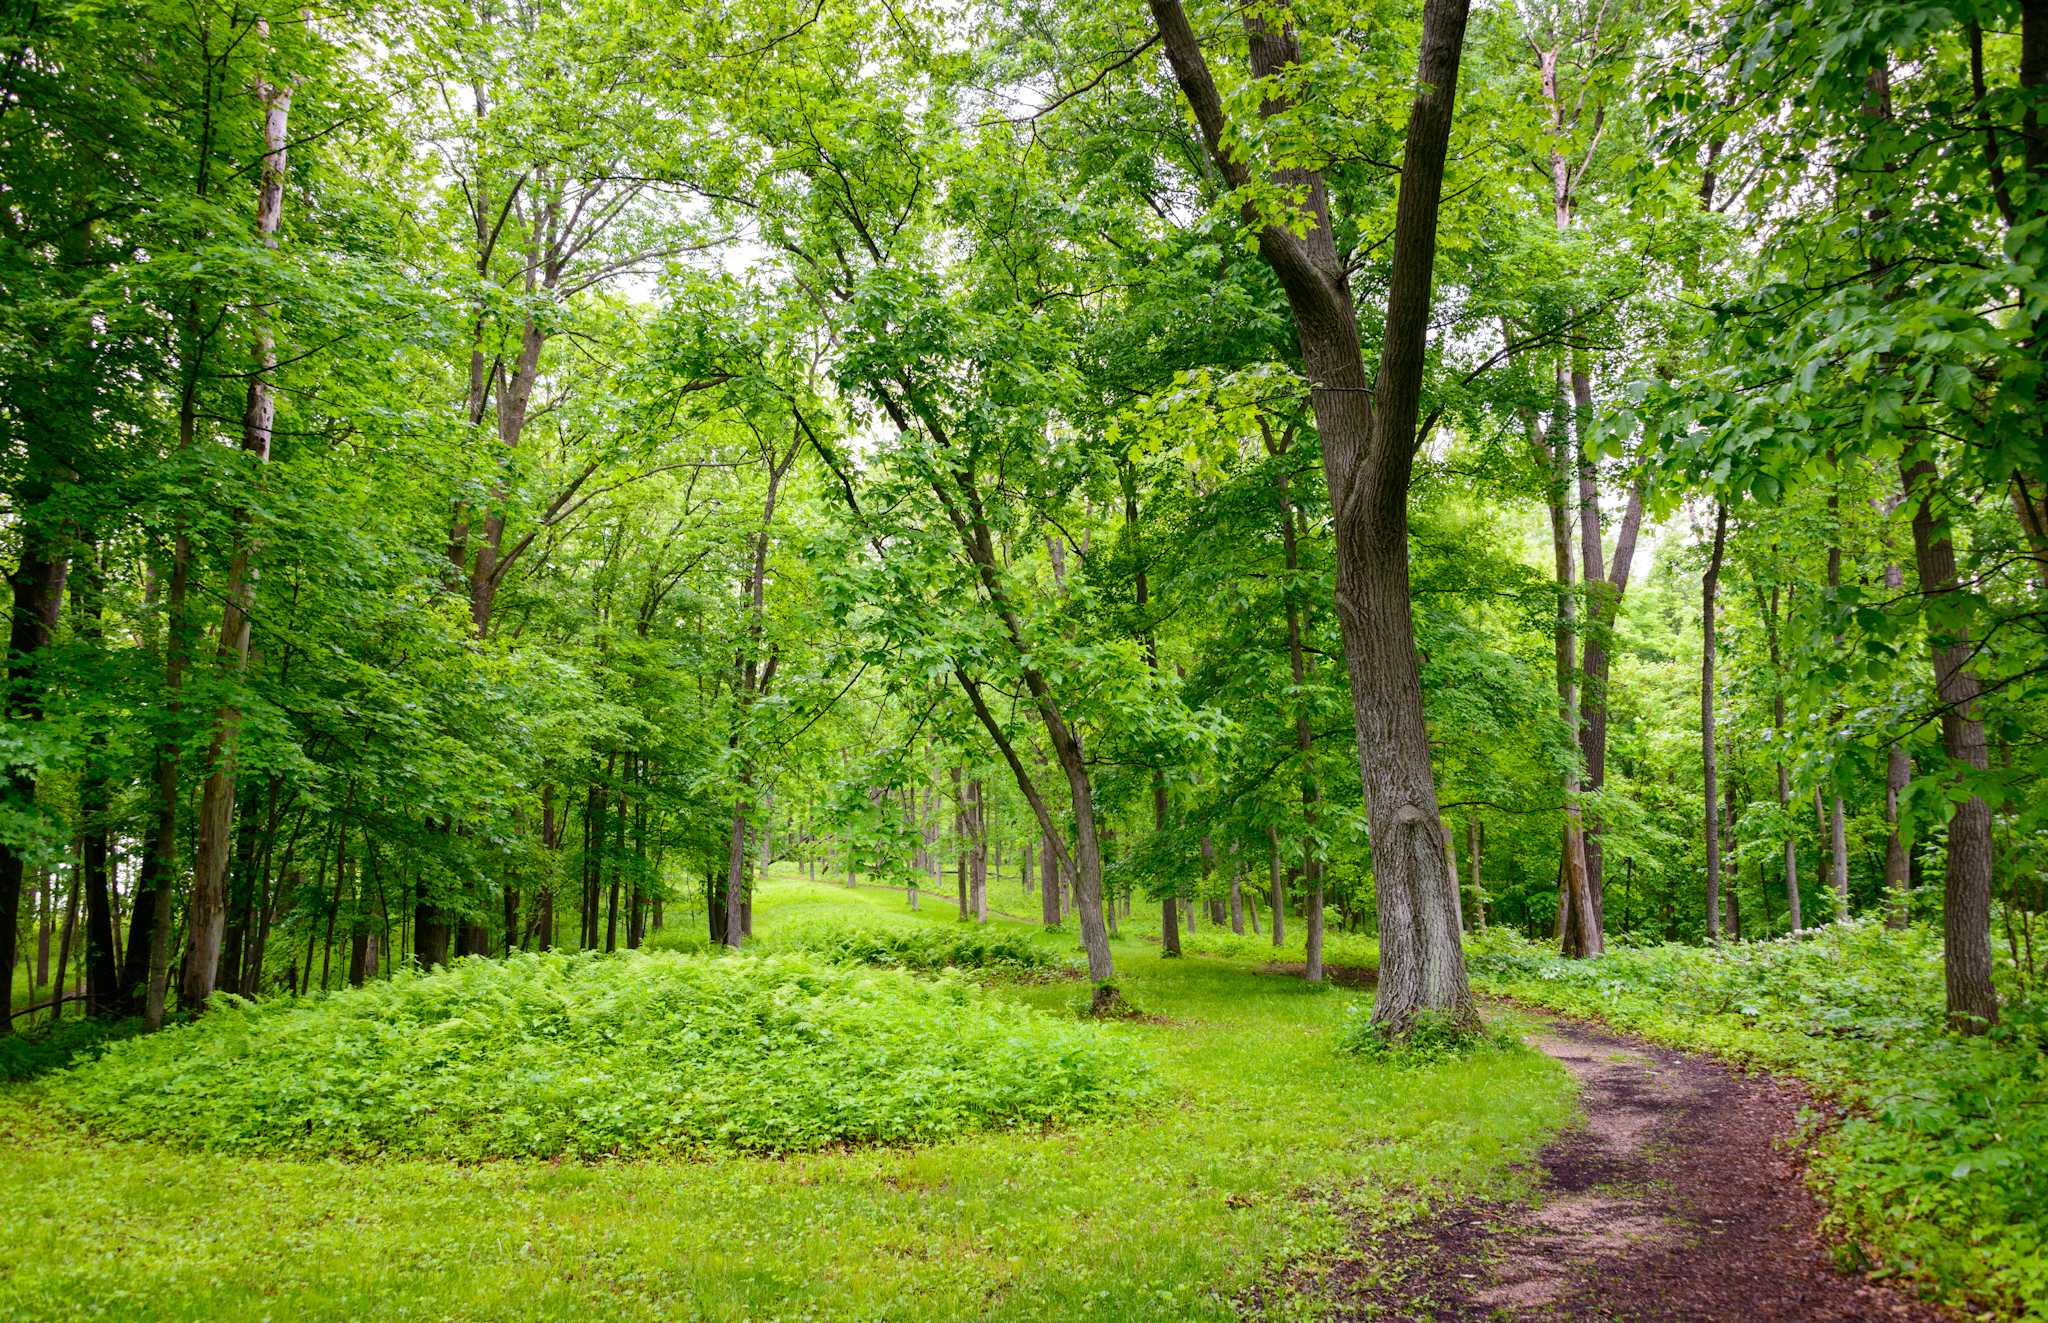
[0,868,1572,1321]
[1466,923,2048,1320]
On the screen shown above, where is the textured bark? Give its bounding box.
[1885,738,1914,929]
[78,772,117,1017]
[1822,471,1852,920]
[1828,792,1850,920]
[2011,476,2048,592]
[1702,504,1728,940]
[722,795,750,948]
[67,548,120,1015]
[607,782,625,952]
[954,765,970,919]
[49,869,78,1020]
[1901,457,1998,1031]
[1151,0,1476,1029]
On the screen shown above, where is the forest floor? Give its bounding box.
[0,872,1570,1322]
[1314,1013,1953,1322]
[1,879,1978,1321]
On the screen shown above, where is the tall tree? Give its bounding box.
[182,24,296,1009]
[1150,0,1479,1030]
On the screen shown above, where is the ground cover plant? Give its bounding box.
[1468,923,2048,1316]
[773,918,1070,975]
[0,874,1575,1321]
[42,947,1139,1160]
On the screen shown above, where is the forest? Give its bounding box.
[2,0,2045,1318]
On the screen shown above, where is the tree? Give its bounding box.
[1149,0,1479,1031]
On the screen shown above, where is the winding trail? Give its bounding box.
[1321,1014,1952,1321]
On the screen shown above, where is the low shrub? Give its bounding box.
[44,950,1148,1161]
[1335,1004,1515,1062]
[1467,922,2048,1317]
[638,926,714,956]
[0,1014,141,1084]
[773,920,1068,975]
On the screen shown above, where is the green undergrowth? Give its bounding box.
[1141,914,1382,972]
[1467,922,2048,1318]
[772,917,1070,975]
[0,868,1575,1321]
[0,1013,142,1084]
[43,949,1145,1160]
[1336,1005,1518,1062]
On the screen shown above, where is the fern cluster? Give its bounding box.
[45,950,1147,1160]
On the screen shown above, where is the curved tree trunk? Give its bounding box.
[1150,0,1477,1032]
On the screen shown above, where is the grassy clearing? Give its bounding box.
[1467,923,2048,1319]
[0,869,1571,1322]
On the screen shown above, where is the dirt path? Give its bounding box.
[1316,1014,1951,1321]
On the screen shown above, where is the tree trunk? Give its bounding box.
[1466,815,1486,930]
[1885,740,1913,928]
[182,65,294,1012]
[1880,548,1914,928]
[720,435,798,949]
[348,840,380,988]
[971,778,987,923]
[1901,457,1998,1030]
[1268,829,1286,948]
[722,796,749,948]
[0,489,70,1034]
[50,869,80,1022]
[1153,0,1477,1029]
[884,397,1116,997]
[1763,577,1803,934]
[1040,827,1062,928]
[1702,504,1728,940]
[606,781,625,952]
[72,548,120,1015]
[954,765,969,919]
[1542,378,1601,960]
[1267,426,1326,982]
[36,875,51,990]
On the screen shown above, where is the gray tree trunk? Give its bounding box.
[1702,504,1728,940]
[1901,457,1998,1030]
[1151,0,1476,1033]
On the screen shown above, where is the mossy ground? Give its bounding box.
[0,871,1572,1321]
